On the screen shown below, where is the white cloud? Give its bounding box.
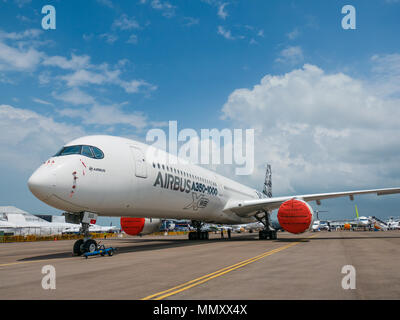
[217,26,234,40]
[0,29,156,96]
[42,54,91,70]
[0,41,43,71]
[183,17,199,27]
[120,79,157,94]
[221,64,400,194]
[0,104,84,171]
[126,34,138,44]
[276,46,304,65]
[12,0,31,8]
[287,28,300,40]
[147,0,176,18]
[370,53,400,97]
[0,29,42,40]
[217,3,229,19]
[53,88,96,105]
[32,98,53,106]
[99,33,118,44]
[112,14,140,31]
[96,0,114,8]
[61,69,110,87]
[58,104,148,130]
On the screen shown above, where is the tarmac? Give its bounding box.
[1,230,400,300]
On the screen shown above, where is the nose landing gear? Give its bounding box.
[70,212,99,256]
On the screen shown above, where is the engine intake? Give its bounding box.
[277,199,314,234]
[120,217,161,236]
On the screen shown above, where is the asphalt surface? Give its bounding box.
[1,230,400,299]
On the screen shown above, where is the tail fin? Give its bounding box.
[262,164,272,198]
[355,204,359,219]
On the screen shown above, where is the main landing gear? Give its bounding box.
[188,220,209,240]
[256,210,277,240]
[70,212,99,256]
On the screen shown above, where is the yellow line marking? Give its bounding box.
[0,259,53,268]
[142,234,318,300]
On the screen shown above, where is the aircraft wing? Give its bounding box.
[223,187,400,217]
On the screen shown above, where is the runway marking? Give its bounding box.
[0,258,67,268]
[141,234,318,300]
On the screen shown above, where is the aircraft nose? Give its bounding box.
[28,168,56,201]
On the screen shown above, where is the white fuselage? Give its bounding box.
[28,135,260,225]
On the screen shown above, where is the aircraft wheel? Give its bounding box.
[83,239,98,253]
[73,239,84,256]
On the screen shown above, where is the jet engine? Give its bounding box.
[120,217,162,236]
[277,199,314,234]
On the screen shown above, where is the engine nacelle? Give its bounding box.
[277,199,314,234]
[120,217,162,236]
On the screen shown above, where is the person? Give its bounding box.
[227,228,231,239]
[220,229,224,238]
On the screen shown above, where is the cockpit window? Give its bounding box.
[54,145,104,159]
[55,145,82,156]
[81,145,94,158]
[90,146,104,159]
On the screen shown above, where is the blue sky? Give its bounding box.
[1,0,400,224]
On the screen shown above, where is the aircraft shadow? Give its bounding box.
[18,234,259,262]
[18,233,400,261]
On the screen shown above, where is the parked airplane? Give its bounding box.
[0,206,118,236]
[386,217,400,230]
[27,135,400,255]
[311,220,331,232]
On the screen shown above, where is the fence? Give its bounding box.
[0,232,118,243]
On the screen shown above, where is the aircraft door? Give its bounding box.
[214,174,224,196]
[130,146,147,178]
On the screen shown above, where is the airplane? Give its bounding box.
[311,220,330,232]
[353,205,372,229]
[230,222,264,233]
[0,206,118,236]
[386,217,400,230]
[27,135,400,255]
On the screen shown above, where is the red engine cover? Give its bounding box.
[277,199,313,234]
[120,217,145,236]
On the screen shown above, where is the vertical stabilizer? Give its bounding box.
[355,204,359,219]
[263,164,272,198]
